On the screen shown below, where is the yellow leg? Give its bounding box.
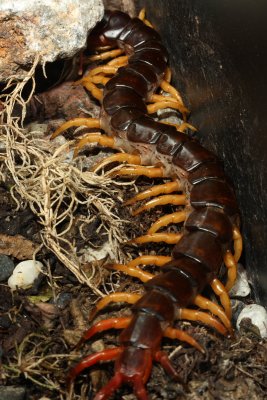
[160,80,185,105]
[224,250,238,292]
[194,294,233,336]
[124,181,181,206]
[108,55,129,67]
[233,226,242,262]
[164,67,172,83]
[81,80,103,101]
[87,75,110,85]
[110,165,164,178]
[161,121,197,133]
[147,100,189,119]
[164,326,204,353]
[149,94,178,104]
[210,278,232,320]
[138,8,154,28]
[128,232,183,245]
[104,263,154,282]
[127,255,172,269]
[180,308,228,336]
[148,210,187,234]
[87,65,118,77]
[51,118,101,139]
[92,153,141,172]
[132,194,186,216]
[74,133,115,156]
[88,48,124,62]
[89,292,142,321]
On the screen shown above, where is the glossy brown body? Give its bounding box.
[72,10,240,399]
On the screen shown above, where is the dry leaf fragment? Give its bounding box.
[0,233,38,260]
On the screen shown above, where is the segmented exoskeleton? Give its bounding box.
[52,9,243,400]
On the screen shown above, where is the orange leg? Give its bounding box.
[210,278,232,320]
[89,292,142,321]
[128,232,183,245]
[224,250,238,292]
[92,153,141,172]
[88,74,110,85]
[76,317,131,347]
[80,80,103,101]
[164,326,204,353]
[88,65,118,77]
[148,210,187,234]
[138,8,154,28]
[132,194,186,216]
[164,67,172,83]
[67,347,123,385]
[160,80,185,105]
[147,100,189,118]
[124,181,181,206]
[74,133,116,156]
[127,255,172,269]
[110,165,164,178]
[162,120,197,133]
[149,94,178,103]
[194,294,233,336]
[233,226,243,262]
[88,48,124,62]
[104,263,154,282]
[51,118,101,139]
[180,308,228,336]
[108,55,129,67]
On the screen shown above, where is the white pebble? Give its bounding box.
[229,264,251,297]
[236,304,267,338]
[8,260,43,290]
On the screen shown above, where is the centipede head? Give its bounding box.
[88,10,131,49]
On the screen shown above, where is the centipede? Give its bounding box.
[51,8,243,400]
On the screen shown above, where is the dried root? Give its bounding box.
[0,56,131,296]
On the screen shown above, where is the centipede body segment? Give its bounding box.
[52,9,243,400]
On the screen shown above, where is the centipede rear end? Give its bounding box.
[50,6,245,400]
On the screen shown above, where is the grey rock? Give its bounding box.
[0,0,104,81]
[0,386,25,400]
[0,255,15,281]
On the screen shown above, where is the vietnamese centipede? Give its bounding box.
[51,9,243,400]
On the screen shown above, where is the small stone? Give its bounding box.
[229,264,250,297]
[237,304,267,338]
[8,260,43,290]
[0,255,15,281]
[0,386,26,400]
[55,292,72,309]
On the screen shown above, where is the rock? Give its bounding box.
[0,0,104,81]
[0,386,26,400]
[0,255,15,281]
[8,260,44,290]
[237,304,267,338]
[229,263,251,297]
[231,299,246,326]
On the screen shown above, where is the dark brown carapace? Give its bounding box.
[51,9,243,400]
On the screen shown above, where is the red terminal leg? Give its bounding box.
[67,347,123,386]
[76,317,131,349]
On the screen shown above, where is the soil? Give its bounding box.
[0,1,266,400]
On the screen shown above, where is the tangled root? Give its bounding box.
[0,56,131,297]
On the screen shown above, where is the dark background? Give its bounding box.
[137,0,267,306]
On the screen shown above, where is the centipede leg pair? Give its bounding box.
[51,9,243,400]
